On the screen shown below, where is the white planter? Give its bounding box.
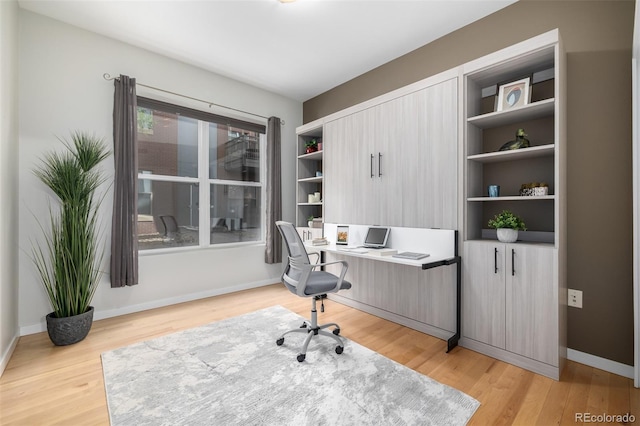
[497,228,518,243]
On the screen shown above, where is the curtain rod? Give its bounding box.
[102,73,284,125]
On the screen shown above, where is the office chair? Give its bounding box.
[275,221,351,362]
[159,215,179,241]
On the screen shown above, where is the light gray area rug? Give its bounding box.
[101,305,479,425]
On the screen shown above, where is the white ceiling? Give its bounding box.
[19,0,517,102]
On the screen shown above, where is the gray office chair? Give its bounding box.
[275,221,351,362]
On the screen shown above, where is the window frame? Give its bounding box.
[136,97,267,254]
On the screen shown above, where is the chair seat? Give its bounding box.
[283,270,351,296]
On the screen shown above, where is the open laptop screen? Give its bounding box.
[363,227,390,248]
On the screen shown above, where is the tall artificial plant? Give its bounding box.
[32,132,110,318]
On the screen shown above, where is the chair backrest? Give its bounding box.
[275,221,312,293]
[275,221,310,265]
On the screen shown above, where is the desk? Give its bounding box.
[312,224,461,352]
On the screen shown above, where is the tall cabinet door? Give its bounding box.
[324,110,371,225]
[506,244,558,365]
[462,241,506,349]
[408,78,458,229]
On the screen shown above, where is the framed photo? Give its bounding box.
[336,226,349,245]
[497,77,530,111]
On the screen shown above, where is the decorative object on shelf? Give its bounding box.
[498,128,530,151]
[31,132,110,346]
[520,182,549,196]
[336,225,349,245]
[308,216,314,227]
[312,217,323,228]
[316,170,323,177]
[488,185,500,197]
[305,139,318,154]
[488,210,526,243]
[480,85,497,114]
[530,68,555,103]
[497,77,530,111]
[317,139,323,151]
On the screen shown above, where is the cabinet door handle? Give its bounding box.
[494,248,498,274]
[370,154,374,178]
[378,152,382,177]
[511,248,515,276]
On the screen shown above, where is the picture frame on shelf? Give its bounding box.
[336,226,349,245]
[497,77,530,111]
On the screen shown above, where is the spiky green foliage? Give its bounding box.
[32,132,110,318]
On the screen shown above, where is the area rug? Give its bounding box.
[101,305,479,425]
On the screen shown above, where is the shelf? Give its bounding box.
[298,176,323,183]
[467,195,555,202]
[298,202,323,206]
[298,150,323,160]
[467,144,555,163]
[467,98,554,129]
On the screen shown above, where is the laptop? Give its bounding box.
[362,227,390,249]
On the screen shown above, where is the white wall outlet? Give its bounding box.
[568,289,583,308]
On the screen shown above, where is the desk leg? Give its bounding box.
[446,257,461,353]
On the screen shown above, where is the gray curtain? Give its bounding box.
[110,74,139,287]
[265,116,282,264]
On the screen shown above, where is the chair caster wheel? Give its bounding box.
[332,328,340,336]
[300,323,307,328]
[276,338,284,346]
[297,353,306,362]
[335,346,344,355]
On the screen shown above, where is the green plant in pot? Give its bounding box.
[305,139,318,153]
[488,210,526,243]
[31,132,110,346]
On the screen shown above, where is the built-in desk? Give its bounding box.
[311,223,461,352]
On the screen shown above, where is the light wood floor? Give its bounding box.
[1,284,638,425]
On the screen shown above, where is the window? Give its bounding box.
[136,97,266,251]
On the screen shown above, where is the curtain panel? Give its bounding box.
[110,75,139,287]
[265,116,282,264]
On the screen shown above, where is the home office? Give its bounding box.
[1,0,638,424]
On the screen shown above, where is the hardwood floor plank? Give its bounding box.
[0,284,637,426]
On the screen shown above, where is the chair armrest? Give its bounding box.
[308,252,320,264]
[311,260,349,294]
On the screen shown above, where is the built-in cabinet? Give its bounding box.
[463,241,557,366]
[324,76,458,229]
[460,30,566,379]
[294,29,566,380]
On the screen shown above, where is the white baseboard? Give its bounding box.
[567,348,634,379]
[20,279,276,336]
[0,333,19,378]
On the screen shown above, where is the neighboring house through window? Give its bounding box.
[136,97,266,251]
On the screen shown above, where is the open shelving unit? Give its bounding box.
[463,43,560,244]
[295,120,324,241]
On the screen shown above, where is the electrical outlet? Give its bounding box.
[568,289,583,308]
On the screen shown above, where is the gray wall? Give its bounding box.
[0,0,20,375]
[304,0,635,365]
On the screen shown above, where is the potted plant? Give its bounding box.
[488,210,526,243]
[305,139,318,154]
[31,132,110,346]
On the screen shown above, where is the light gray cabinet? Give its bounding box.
[460,30,565,380]
[462,241,557,366]
[326,253,456,338]
[324,78,457,229]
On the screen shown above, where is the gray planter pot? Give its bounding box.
[46,306,94,346]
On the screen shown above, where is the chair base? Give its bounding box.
[276,297,345,362]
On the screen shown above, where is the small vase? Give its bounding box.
[497,228,518,243]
